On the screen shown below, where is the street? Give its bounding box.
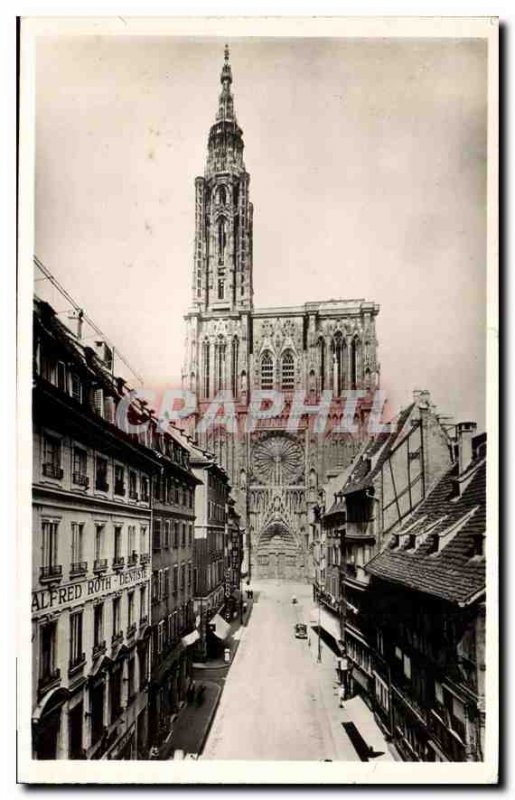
[202,580,360,761]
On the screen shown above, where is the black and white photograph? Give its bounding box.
[16,15,498,784]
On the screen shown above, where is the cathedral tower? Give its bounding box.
[192,45,253,313]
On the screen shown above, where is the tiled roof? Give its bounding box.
[365,455,486,606]
[339,403,415,497]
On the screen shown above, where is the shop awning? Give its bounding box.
[181,629,200,648]
[209,613,231,641]
[319,606,342,643]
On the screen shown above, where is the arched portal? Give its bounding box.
[255,521,305,581]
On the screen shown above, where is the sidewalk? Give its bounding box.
[193,599,253,672]
[157,681,222,759]
[309,612,396,762]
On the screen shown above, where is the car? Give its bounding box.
[294,623,308,639]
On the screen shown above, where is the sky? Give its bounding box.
[34,33,488,429]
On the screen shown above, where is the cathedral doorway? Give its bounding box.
[255,522,305,581]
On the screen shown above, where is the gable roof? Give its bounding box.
[365,452,486,606]
[340,403,415,498]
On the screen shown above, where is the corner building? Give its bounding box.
[183,47,381,581]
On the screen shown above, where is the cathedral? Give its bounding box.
[182,47,381,582]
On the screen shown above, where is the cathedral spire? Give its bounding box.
[217,43,235,123]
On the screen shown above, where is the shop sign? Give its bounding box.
[32,566,149,614]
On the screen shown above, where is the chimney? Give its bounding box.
[456,421,478,474]
[67,309,84,339]
[413,388,431,408]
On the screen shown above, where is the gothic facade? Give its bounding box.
[182,48,381,582]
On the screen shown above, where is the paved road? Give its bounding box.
[202,580,359,761]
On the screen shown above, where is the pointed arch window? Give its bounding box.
[202,341,210,399]
[319,338,326,390]
[217,218,227,265]
[214,338,226,393]
[332,333,345,395]
[260,351,274,390]
[281,350,295,391]
[231,337,239,398]
[351,337,359,389]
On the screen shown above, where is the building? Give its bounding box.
[365,425,486,762]
[224,497,244,620]
[31,297,201,760]
[182,46,381,581]
[148,430,199,747]
[32,298,156,759]
[314,390,454,696]
[185,441,231,660]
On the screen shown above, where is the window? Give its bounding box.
[163,520,170,549]
[231,337,239,397]
[39,621,57,683]
[281,350,295,390]
[188,524,193,548]
[109,666,122,724]
[140,475,149,502]
[180,564,186,592]
[69,611,83,667]
[163,568,170,598]
[140,526,147,558]
[128,525,136,561]
[152,519,162,551]
[173,521,179,549]
[70,372,82,404]
[114,526,123,561]
[151,571,159,604]
[403,654,411,680]
[94,524,104,561]
[127,657,135,701]
[42,435,62,479]
[41,520,59,576]
[114,465,125,496]
[72,447,88,485]
[319,338,326,390]
[202,340,210,399]
[260,351,274,390]
[95,456,109,492]
[93,603,104,647]
[71,522,84,567]
[56,361,66,391]
[157,620,165,653]
[173,565,179,595]
[129,470,138,500]
[140,586,147,621]
[128,592,135,626]
[112,597,121,637]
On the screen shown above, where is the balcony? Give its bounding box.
[139,615,148,627]
[38,667,61,695]
[72,472,89,489]
[140,553,150,565]
[92,640,106,658]
[112,556,125,570]
[127,622,137,638]
[42,463,64,480]
[127,552,138,567]
[114,481,126,497]
[129,490,139,501]
[93,558,108,574]
[95,478,109,493]
[40,564,63,582]
[70,561,88,578]
[111,631,124,646]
